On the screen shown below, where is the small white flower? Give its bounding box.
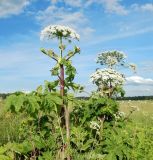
[62,31,67,36]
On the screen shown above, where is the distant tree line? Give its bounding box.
[77,96,153,101]
[1,93,153,101]
[0,93,11,99]
[117,96,153,100]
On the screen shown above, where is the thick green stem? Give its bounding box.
[59,37,70,160]
[59,37,65,124]
[59,37,64,98]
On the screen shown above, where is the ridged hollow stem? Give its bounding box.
[59,37,64,97]
[59,36,65,129]
[59,37,70,160]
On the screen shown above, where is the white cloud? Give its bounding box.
[0,0,31,18]
[132,3,153,12]
[51,0,82,7]
[125,76,153,96]
[99,0,127,15]
[65,0,82,7]
[124,86,153,96]
[36,6,86,26]
[85,0,128,15]
[51,0,127,15]
[126,76,153,85]
[36,5,94,38]
[141,3,153,12]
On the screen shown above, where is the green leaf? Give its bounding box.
[0,146,7,154]
[13,141,33,154]
[0,155,11,160]
[50,65,59,76]
[81,139,94,151]
[50,93,62,105]
[40,48,46,54]
[45,80,59,92]
[38,151,54,160]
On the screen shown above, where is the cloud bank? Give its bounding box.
[0,0,31,18]
[126,76,153,85]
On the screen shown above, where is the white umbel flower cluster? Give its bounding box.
[96,50,127,67]
[40,25,80,41]
[90,121,100,131]
[90,68,125,87]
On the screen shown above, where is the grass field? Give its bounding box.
[119,100,153,124]
[120,100,153,113]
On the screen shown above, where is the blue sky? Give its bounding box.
[0,0,153,96]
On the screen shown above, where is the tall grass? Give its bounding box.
[119,100,153,159]
[0,100,21,145]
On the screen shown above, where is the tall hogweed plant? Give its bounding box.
[0,25,83,160]
[40,25,83,159]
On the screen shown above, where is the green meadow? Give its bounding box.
[0,99,153,159]
[119,100,153,123]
